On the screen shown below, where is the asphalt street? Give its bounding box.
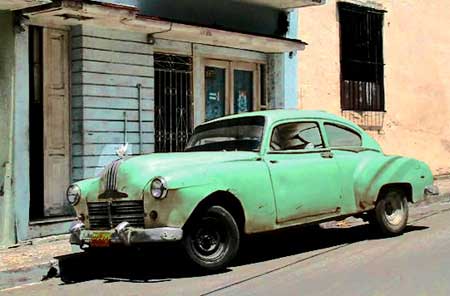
[2,200,450,296]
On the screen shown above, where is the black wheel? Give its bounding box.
[183,206,240,271]
[372,188,409,235]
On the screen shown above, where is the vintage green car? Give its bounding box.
[67,110,438,270]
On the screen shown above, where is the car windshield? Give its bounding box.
[185,116,265,152]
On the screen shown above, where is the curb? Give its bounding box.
[0,234,70,251]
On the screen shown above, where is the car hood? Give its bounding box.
[93,151,260,200]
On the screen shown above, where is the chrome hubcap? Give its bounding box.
[384,195,404,225]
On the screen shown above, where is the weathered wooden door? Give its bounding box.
[42,28,71,216]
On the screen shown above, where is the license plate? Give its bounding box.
[90,232,112,248]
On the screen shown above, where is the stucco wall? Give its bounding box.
[298,0,450,175]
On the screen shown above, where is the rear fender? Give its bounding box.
[353,156,433,210]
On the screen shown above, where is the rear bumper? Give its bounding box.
[425,185,440,196]
[69,221,183,247]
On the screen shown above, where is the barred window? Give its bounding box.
[338,2,385,111]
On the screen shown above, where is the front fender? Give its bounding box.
[143,183,228,229]
[143,160,277,234]
[163,166,214,190]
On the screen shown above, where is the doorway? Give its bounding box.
[29,26,71,220]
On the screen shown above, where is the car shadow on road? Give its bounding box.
[56,223,428,285]
[237,224,428,265]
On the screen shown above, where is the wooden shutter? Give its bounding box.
[42,28,71,216]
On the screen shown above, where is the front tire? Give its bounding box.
[372,188,409,235]
[183,206,240,271]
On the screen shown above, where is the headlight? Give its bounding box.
[66,185,81,206]
[150,177,168,200]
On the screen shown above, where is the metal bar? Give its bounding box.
[175,71,179,151]
[156,69,192,74]
[136,83,143,155]
[123,111,128,145]
[164,70,167,152]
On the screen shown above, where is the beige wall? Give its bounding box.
[298,0,450,175]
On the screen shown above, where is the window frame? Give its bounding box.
[322,122,363,148]
[267,120,327,154]
[202,59,263,122]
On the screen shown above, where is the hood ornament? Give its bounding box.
[116,143,128,159]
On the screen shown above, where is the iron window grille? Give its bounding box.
[154,53,193,153]
[338,2,385,112]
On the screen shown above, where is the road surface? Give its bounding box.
[2,200,450,296]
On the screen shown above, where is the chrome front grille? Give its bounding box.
[87,200,145,230]
[103,159,122,191]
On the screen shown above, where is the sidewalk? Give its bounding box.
[0,235,71,274]
[1,177,449,291]
[0,235,73,291]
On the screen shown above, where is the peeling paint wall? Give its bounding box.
[0,11,16,246]
[71,25,155,181]
[268,10,299,109]
[13,23,30,242]
[298,0,450,175]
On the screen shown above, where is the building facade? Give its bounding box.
[298,0,450,176]
[0,0,324,246]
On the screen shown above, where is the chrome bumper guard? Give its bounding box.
[425,185,440,196]
[69,221,183,247]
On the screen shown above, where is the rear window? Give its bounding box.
[324,123,362,147]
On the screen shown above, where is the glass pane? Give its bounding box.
[324,123,362,147]
[234,70,253,114]
[186,116,265,152]
[205,67,226,121]
[271,122,324,151]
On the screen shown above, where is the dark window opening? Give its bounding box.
[260,64,267,109]
[338,2,385,111]
[154,53,193,153]
[28,26,44,220]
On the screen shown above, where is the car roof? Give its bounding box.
[204,109,362,131]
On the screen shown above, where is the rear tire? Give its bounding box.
[372,188,409,236]
[183,206,240,271]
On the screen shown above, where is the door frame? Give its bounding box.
[29,24,72,219]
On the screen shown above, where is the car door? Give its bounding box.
[323,122,368,213]
[265,120,343,224]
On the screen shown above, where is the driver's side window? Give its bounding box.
[270,122,324,151]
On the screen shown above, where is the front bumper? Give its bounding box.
[425,185,440,196]
[69,221,183,247]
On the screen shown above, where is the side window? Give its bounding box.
[271,122,324,151]
[324,123,362,147]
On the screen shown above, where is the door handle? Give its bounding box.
[320,151,334,159]
[269,160,279,164]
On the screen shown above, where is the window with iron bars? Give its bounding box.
[338,2,385,112]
